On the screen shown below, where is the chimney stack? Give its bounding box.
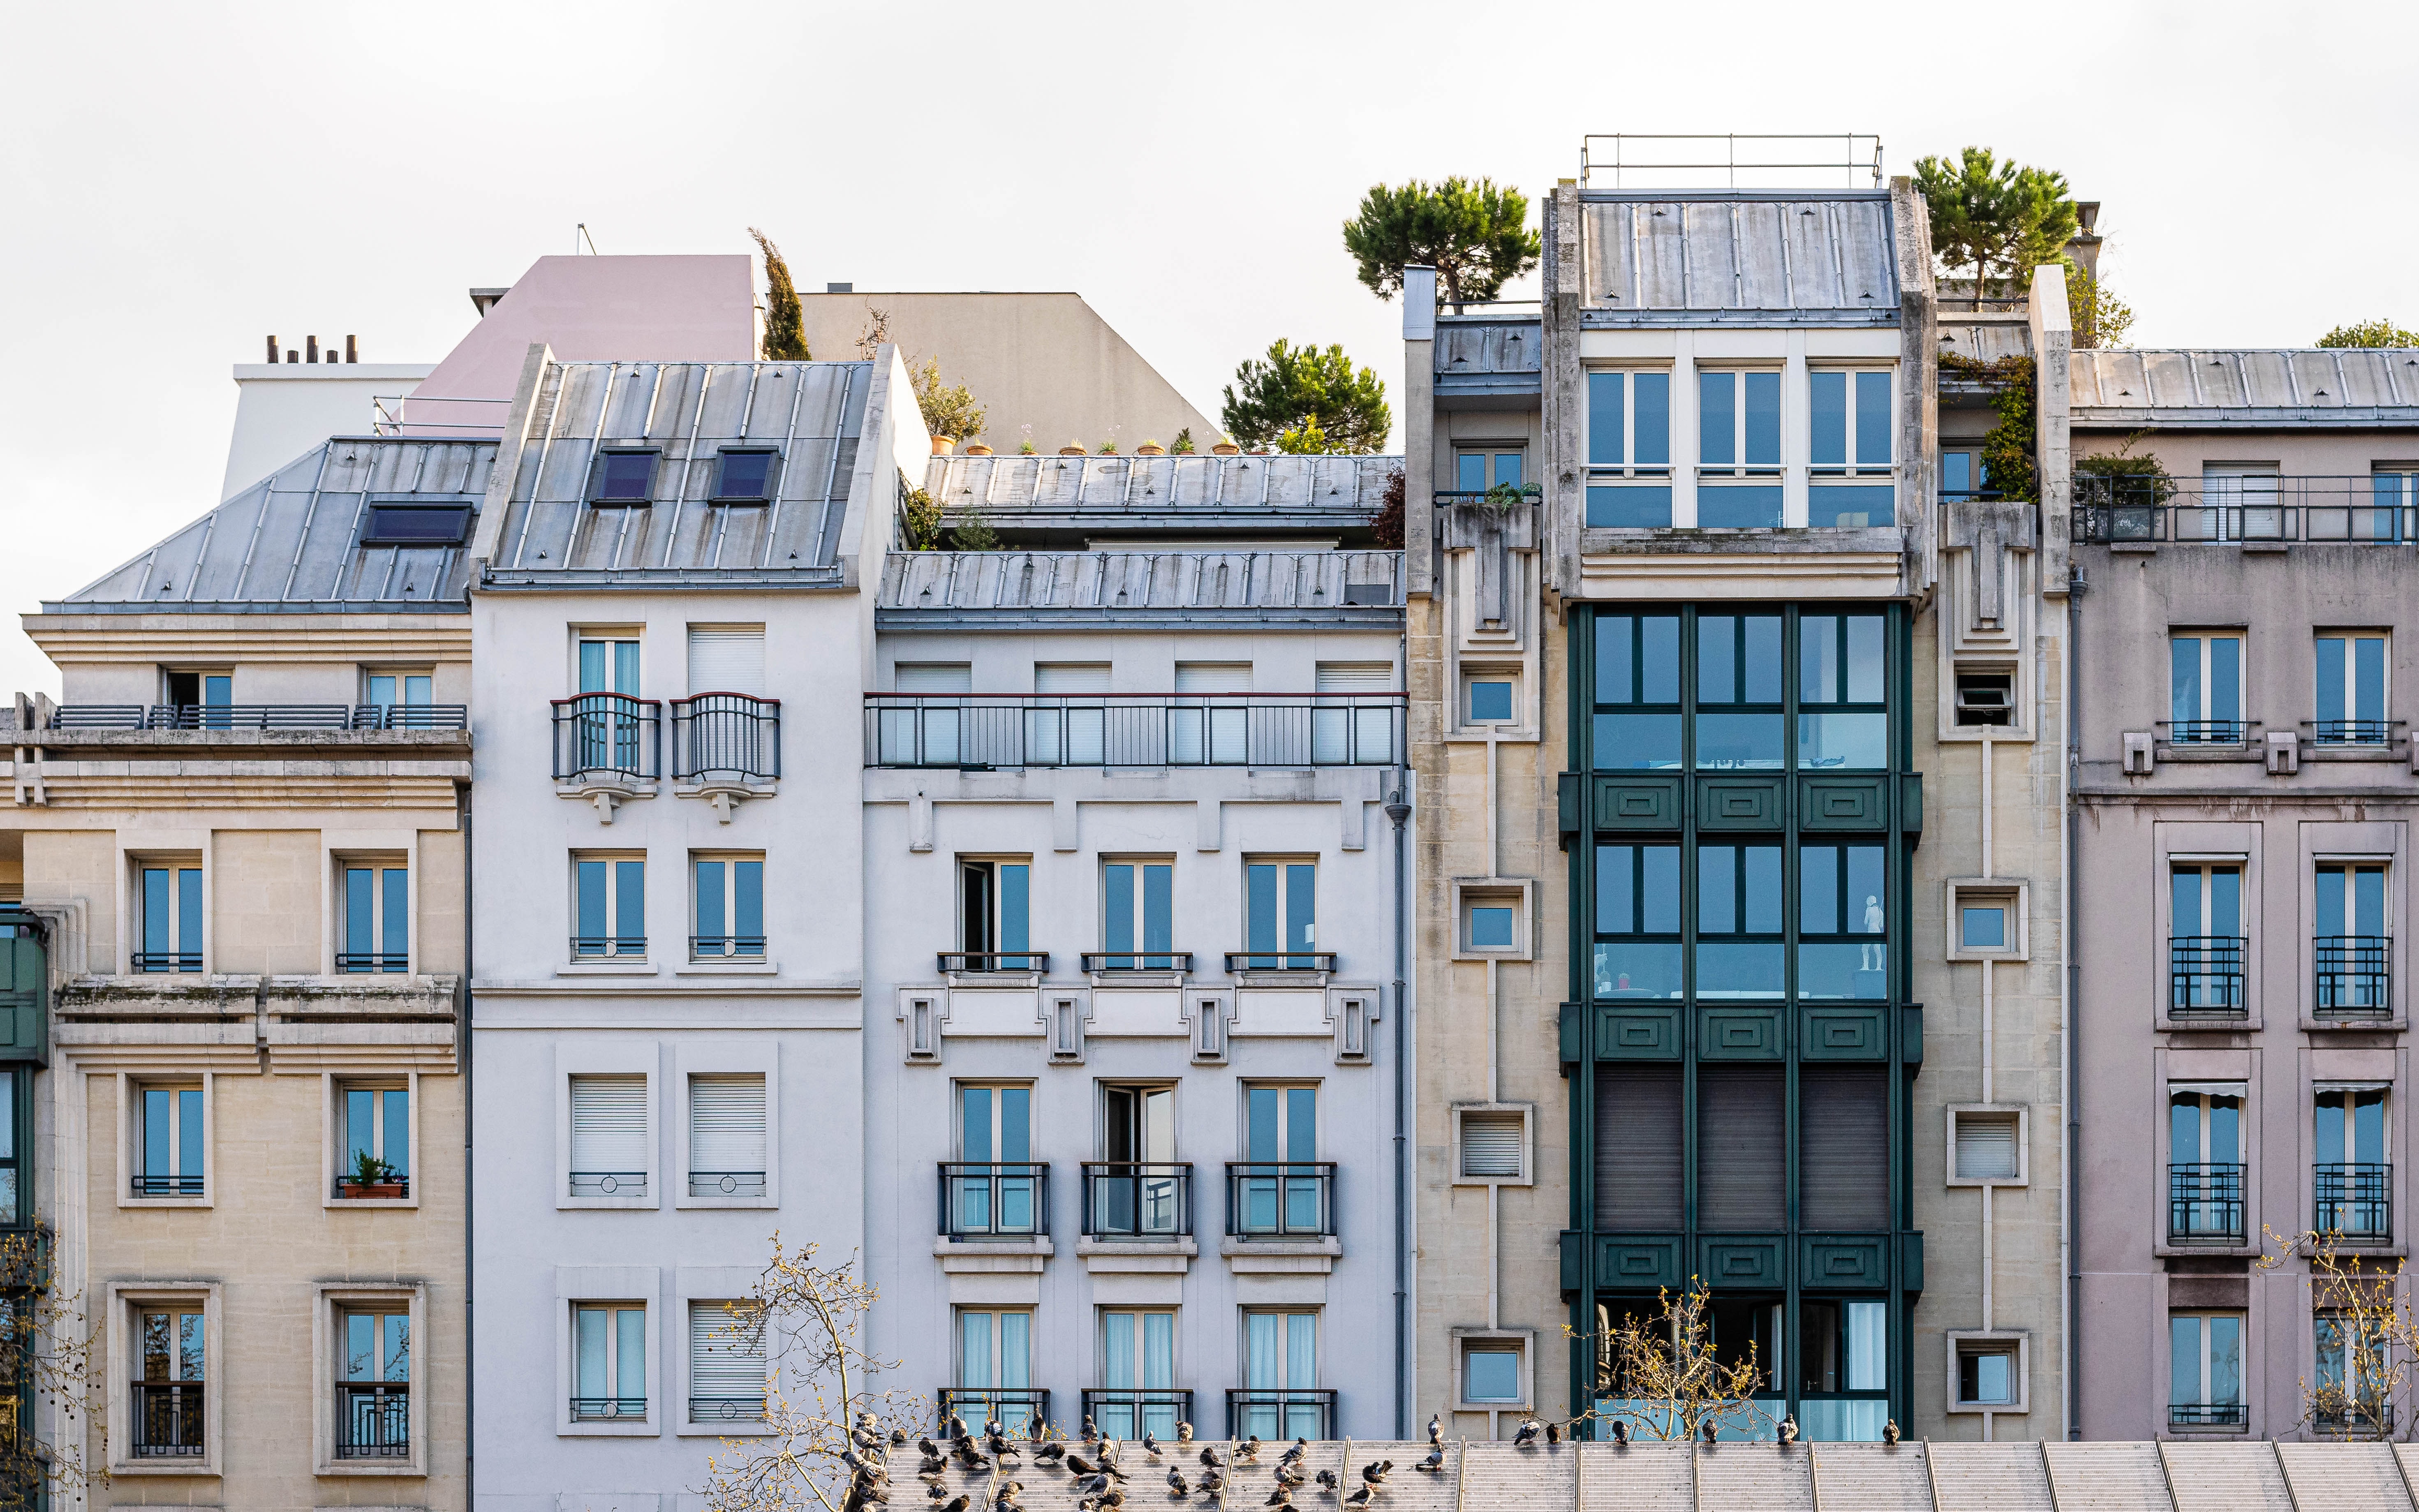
[345,334,358,363]
[266,335,280,363]
[306,335,319,363]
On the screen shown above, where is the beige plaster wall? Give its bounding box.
[24,830,116,969]
[211,830,322,976]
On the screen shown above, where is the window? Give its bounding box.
[1799,1300,1889,1441]
[1809,368,1894,527]
[338,1082,410,1198]
[1940,449,1982,501]
[136,863,203,973]
[1240,1312,1322,1438]
[134,1083,203,1198]
[2170,635,2245,743]
[1797,613,1887,769]
[1696,1066,1784,1229]
[337,1307,411,1459]
[1102,861,1175,969]
[2196,465,2281,541]
[1695,613,1784,770]
[578,637,641,696]
[1456,1108,1525,1181]
[1584,370,1673,527]
[2169,1085,2244,1244]
[1172,663,1251,765]
[361,504,471,545]
[711,449,778,504]
[573,1304,647,1419]
[1032,663,1109,765]
[1466,899,1517,952]
[338,862,409,973]
[688,1074,766,1199]
[1464,675,1516,725]
[2315,1313,2389,1428]
[1954,670,2014,727]
[1311,661,1394,763]
[2315,633,2389,744]
[2169,1313,2244,1426]
[1697,842,1783,998]
[568,1075,648,1198]
[1800,1068,1888,1228]
[1242,860,1318,970]
[881,661,972,765]
[1951,884,2023,957]
[1956,1342,2017,1406]
[162,670,231,713]
[2316,1087,2390,1238]
[573,855,646,958]
[1709,1299,1782,1403]
[1592,610,1682,770]
[2315,863,2389,1014]
[1237,1086,1324,1236]
[1953,1110,2021,1182]
[1594,1065,1682,1229]
[364,670,433,711]
[2370,467,2418,542]
[959,860,1032,966]
[570,637,646,774]
[1593,843,1681,1000]
[1454,449,1525,492]
[687,627,766,696]
[956,1309,1036,1431]
[1462,1342,1522,1404]
[134,1305,206,1457]
[1698,370,1782,527]
[1800,844,1886,999]
[0,1074,21,1225]
[1095,1086,1180,1236]
[1097,1310,1178,1440]
[689,1302,767,1423]
[2171,864,2244,1014]
[691,855,763,959]
[949,1084,1037,1237]
[590,449,661,504]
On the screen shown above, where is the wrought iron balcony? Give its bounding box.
[1082,1387,1192,1442]
[132,1381,204,1457]
[572,935,646,960]
[690,935,765,960]
[690,1169,766,1199]
[132,950,202,974]
[1225,1162,1335,1239]
[2315,937,2391,1017]
[939,951,1048,974]
[552,694,661,780]
[937,1387,1048,1433]
[2169,1403,2246,1427]
[939,1162,1048,1239]
[2311,718,2399,747]
[1082,1162,1191,1239]
[673,694,781,781]
[337,951,410,974]
[1081,950,1193,973]
[131,1173,203,1198]
[1225,950,1337,974]
[569,1171,647,1198]
[336,1382,409,1458]
[2169,936,2246,1018]
[865,693,1402,770]
[2074,475,2416,545]
[570,1394,647,1421]
[2316,1162,2392,1238]
[2167,1163,2246,1244]
[1225,1387,1334,1441]
[2161,718,2252,746]
[689,1393,767,1423]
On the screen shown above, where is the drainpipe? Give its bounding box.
[460,778,476,1492]
[2063,567,2084,1440]
[1388,768,1413,1440]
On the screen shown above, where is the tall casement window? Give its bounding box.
[1584,370,1673,527]
[572,855,646,958]
[1237,1085,1323,1237]
[2171,865,2244,1015]
[1797,614,1888,770]
[1697,370,1783,528]
[1697,843,1784,998]
[2315,633,2389,745]
[567,1075,649,1198]
[0,1073,23,1225]
[955,1309,1036,1431]
[136,863,203,973]
[1594,843,1681,1000]
[1593,612,1683,771]
[573,636,645,776]
[2170,634,2245,744]
[336,1307,411,1459]
[688,1074,767,1199]
[1096,1085,1179,1237]
[1240,1311,1323,1439]
[1808,368,1894,527]
[364,670,432,712]
[338,862,409,973]
[1799,844,1887,999]
[948,1085,1037,1238]
[691,854,764,959]
[2168,1086,2244,1245]
[1799,1299,1889,1440]
[2314,1313,2390,1430]
[2315,863,2389,1016]
[2315,1087,2390,1239]
[134,1305,206,1457]
[1242,860,1317,970]
[1102,861,1175,969]
[1096,1309,1178,1441]
[689,1301,768,1423]
[134,1082,204,1198]
[572,1304,647,1419]
[338,1081,410,1198]
[959,860,1032,967]
[2169,1313,2244,1426]
[1695,613,1785,770]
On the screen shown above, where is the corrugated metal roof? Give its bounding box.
[481,359,870,587]
[876,548,1402,627]
[49,437,491,613]
[924,452,1397,528]
[1581,192,1901,324]
[2072,348,2419,428]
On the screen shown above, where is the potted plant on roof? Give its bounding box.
[1135,439,1166,456]
[341,1150,405,1200]
[1059,441,1089,456]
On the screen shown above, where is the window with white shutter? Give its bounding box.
[569,1075,649,1198]
[1313,662,1394,764]
[1033,664,1110,765]
[1954,1110,2021,1181]
[1035,664,1110,694]
[1457,1110,1525,1181]
[1173,664,1251,764]
[687,628,766,696]
[895,663,973,694]
[1174,663,1251,694]
[689,1301,767,1423]
[689,1075,767,1199]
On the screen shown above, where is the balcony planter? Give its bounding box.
[964,444,993,456]
[1212,441,1241,455]
[1136,442,1167,456]
[341,1180,407,1200]
[1059,446,1089,456]
[931,436,955,456]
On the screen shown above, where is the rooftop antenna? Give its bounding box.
[576,223,599,255]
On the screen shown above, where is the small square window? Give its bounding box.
[1961,906,2006,950]
[592,451,660,504]
[1467,680,1515,723]
[713,450,777,502]
[1957,1344,2017,1405]
[1955,670,2014,726]
[1464,1347,1521,1403]
[1469,906,1515,950]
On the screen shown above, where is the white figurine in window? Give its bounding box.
[1860,895,1886,971]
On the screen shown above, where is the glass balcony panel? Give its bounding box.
[1795,712,1887,770]
[1593,713,1682,771]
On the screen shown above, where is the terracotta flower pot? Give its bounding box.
[964,444,993,456]
[931,436,955,456]
[1059,446,1089,456]
[1211,442,1241,455]
[341,1181,407,1200]
[1136,444,1166,456]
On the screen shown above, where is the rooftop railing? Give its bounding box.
[866,693,1401,770]
[45,704,467,731]
[2074,475,2417,545]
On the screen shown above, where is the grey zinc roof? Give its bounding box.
[876,548,1402,628]
[923,452,1397,533]
[49,437,491,613]
[480,359,868,587]
[2072,347,2419,428]
[1580,191,1901,324]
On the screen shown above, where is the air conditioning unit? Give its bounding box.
[2121,732,2155,776]
[2265,730,2301,776]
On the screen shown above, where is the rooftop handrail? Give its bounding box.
[865,692,1401,770]
[371,393,511,437]
[2074,474,2418,544]
[1580,132,1883,189]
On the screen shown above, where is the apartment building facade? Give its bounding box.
[2066,344,2419,1439]
[9,436,476,1507]
[861,452,1411,1440]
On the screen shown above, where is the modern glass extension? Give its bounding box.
[1568,604,1916,1440]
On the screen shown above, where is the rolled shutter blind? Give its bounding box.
[1800,1066,1890,1228]
[690,1075,767,1175]
[1954,1111,2021,1181]
[1314,662,1393,763]
[689,1301,767,1407]
[1174,663,1251,694]
[1315,663,1393,693]
[569,1075,649,1174]
[1594,1065,1682,1229]
[1695,1066,1785,1230]
[1459,1111,1524,1179]
[1035,664,1111,694]
[687,629,766,696]
[896,663,973,694]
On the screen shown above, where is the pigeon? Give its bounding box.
[1066,1454,1103,1477]
[948,1414,971,1443]
[1778,1417,1799,1446]
[1085,1415,1101,1445]
[1199,1447,1225,1469]
[1274,1464,1304,1487]
[1699,1419,1718,1444]
[844,1449,879,1474]
[1034,1443,1067,1465]
[1177,1421,1196,1443]
[1278,1438,1308,1468]
[1029,1417,1048,1443]
[1413,1448,1442,1473]
[927,1485,952,1503]
[1360,1460,1393,1486]
[1076,1475,1112,1497]
[1882,1419,1901,1445]
[1166,1468,1190,1496]
[1611,1419,1629,1446]
[994,1487,1023,1512]
[1512,1420,1540,1446]
[1342,1489,1374,1509]
[1096,1494,1126,1511]
[921,1458,949,1478]
[894,1429,911,1447]
[1265,1489,1294,1508]
[1427,1413,1443,1447]
[1198,1470,1224,1494]
[1240,1435,1263,1462]
[922,1438,944,1460]
[942,1499,970,1512]
[1317,1470,1341,1490]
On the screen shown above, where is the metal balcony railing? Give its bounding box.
[2073,475,2417,545]
[132,950,201,974]
[2167,1163,2246,1244]
[1225,1387,1334,1441]
[2169,936,2246,1017]
[690,1170,767,1198]
[1225,951,1337,974]
[1082,1162,1191,1239]
[552,694,660,780]
[570,1394,647,1420]
[937,1387,1047,1434]
[865,694,1402,770]
[940,1162,1048,1239]
[2161,718,2253,746]
[336,951,409,974]
[333,1174,411,1200]
[1081,951,1193,973]
[2312,718,2398,747]
[689,1393,766,1423]
[673,694,781,781]
[1083,1387,1191,1442]
[44,704,467,731]
[2316,937,2391,1016]
[336,1383,409,1458]
[2169,1403,2246,1427]
[690,935,765,959]
[569,1171,647,1198]
[131,1174,203,1198]
[1226,1162,1335,1239]
[132,1381,204,1457]
[571,935,647,960]
[2316,1163,2392,1238]
[939,952,1048,974]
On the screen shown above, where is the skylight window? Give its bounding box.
[591,450,661,504]
[713,449,777,503]
[361,504,472,546]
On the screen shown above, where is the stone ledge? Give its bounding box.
[1219,1235,1341,1274]
[1077,1236,1197,1274]
[934,1236,1055,1274]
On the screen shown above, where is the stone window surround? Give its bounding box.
[105,1280,224,1477]
[116,1069,215,1210]
[555,1265,662,1438]
[555,1042,659,1212]
[311,1281,428,1477]
[674,1041,780,1212]
[322,1070,423,1211]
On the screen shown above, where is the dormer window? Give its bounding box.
[590,450,660,505]
[712,450,778,504]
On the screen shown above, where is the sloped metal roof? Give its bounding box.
[480,359,870,587]
[49,438,491,613]
[1580,192,1901,325]
[2072,347,2419,428]
[923,452,1397,536]
[876,548,1402,628]
[1436,317,1543,401]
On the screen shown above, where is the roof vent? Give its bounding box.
[827,282,853,293]
[469,287,511,317]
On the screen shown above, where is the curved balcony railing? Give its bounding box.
[553,694,660,780]
[673,693,781,781]
[865,693,1401,770]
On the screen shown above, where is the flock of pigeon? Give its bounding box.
[839,1406,1913,1511]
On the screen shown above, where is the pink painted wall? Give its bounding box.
[414,254,756,402]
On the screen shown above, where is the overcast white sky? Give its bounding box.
[4,0,2414,698]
